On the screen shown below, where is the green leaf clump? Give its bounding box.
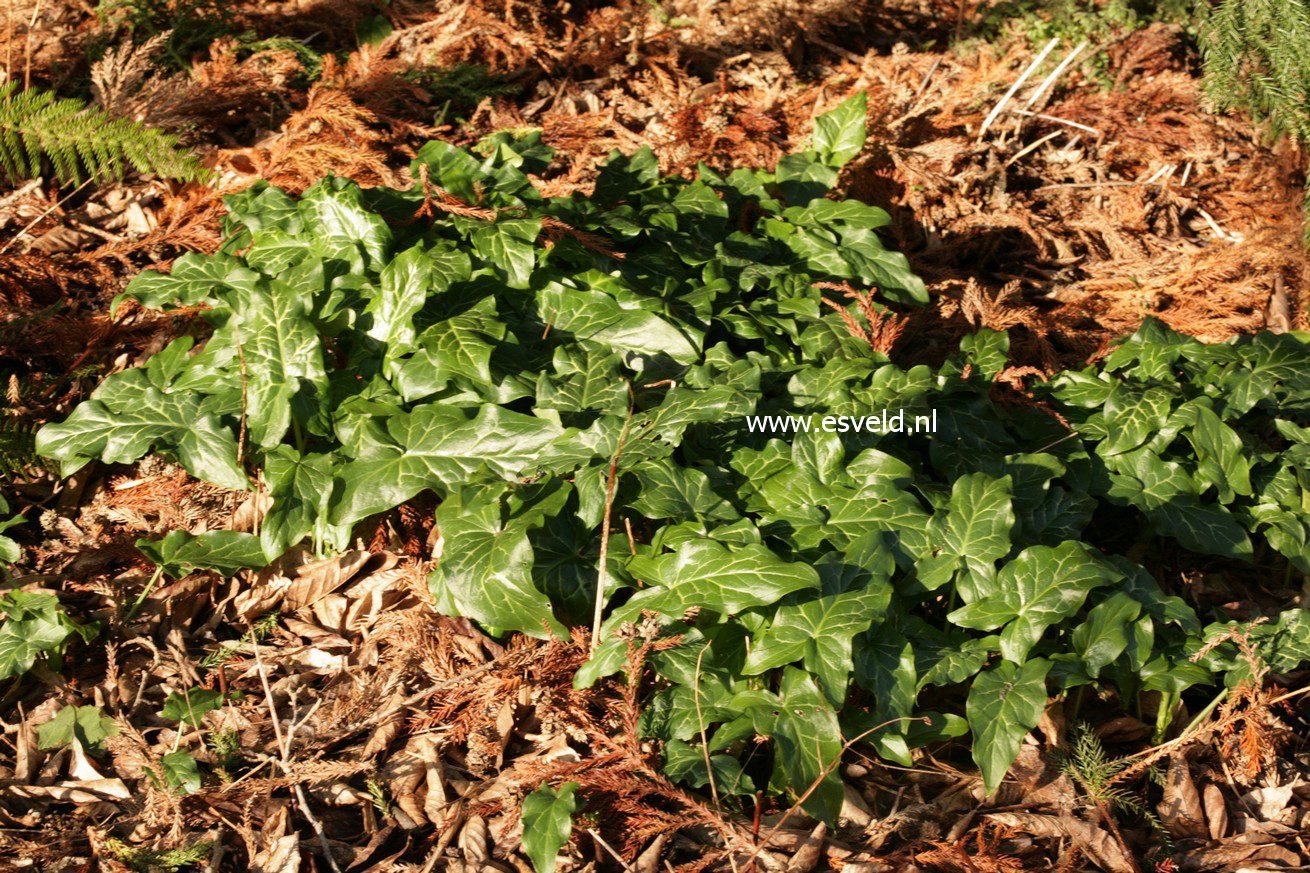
[0,590,98,681]
[34,93,1310,815]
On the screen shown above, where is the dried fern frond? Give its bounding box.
[0,81,205,186]
[91,30,174,118]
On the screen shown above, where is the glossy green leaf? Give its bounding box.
[664,739,755,794]
[471,219,540,289]
[0,591,97,680]
[521,782,580,873]
[744,555,893,704]
[137,530,268,577]
[1072,591,1142,678]
[948,543,1123,663]
[160,750,203,795]
[37,705,118,752]
[630,460,736,522]
[161,688,229,727]
[933,472,1015,563]
[967,659,1051,795]
[812,92,867,167]
[232,278,328,448]
[299,179,391,265]
[35,370,247,490]
[609,539,819,631]
[334,404,564,525]
[770,668,844,823]
[429,484,568,639]
[261,447,340,560]
[0,497,22,565]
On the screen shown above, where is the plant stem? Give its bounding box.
[591,384,634,657]
[1152,690,1175,744]
[124,565,164,623]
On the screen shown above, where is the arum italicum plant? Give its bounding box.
[35,93,1310,819]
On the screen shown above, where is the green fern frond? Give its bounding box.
[0,82,205,186]
[1056,723,1174,853]
[1058,722,1127,800]
[0,416,39,477]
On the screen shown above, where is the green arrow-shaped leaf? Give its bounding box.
[35,370,247,490]
[137,530,268,577]
[967,659,1051,795]
[812,92,868,167]
[334,404,564,526]
[521,782,580,873]
[948,542,1123,663]
[770,668,845,823]
[428,484,568,639]
[743,555,893,704]
[608,539,819,632]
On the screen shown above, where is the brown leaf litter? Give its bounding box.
[4,1,1310,871]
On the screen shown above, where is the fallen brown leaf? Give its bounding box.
[1202,783,1228,840]
[785,822,827,873]
[985,812,1132,873]
[1177,838,1300,872]
[1158,753,1206,838]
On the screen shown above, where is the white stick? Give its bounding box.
[1139,164,1174,186]
[1197,208,1234,242]
[1003,130,1062,168]
[1023,40,1088,110]
[979,38,1060,139]
[1011,109,1100,135]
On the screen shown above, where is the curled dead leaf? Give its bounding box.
[1202,783,1228,840]
[986,811,1133,873]
[1242,783,1294,822]
[1177,839,1300,872]
[1158,753,1206,839]
[460,814,490,866]
[636,834,668,873]
[249,834,301,873]
[381,734,429,829]
[840,784,874,829]
[417,735,450,826]
[7,778,132,803]
[784,822,827,873]
[236,550,377,621]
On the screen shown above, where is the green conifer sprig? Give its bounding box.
[1199,0,1310,241]
[0,82,205,186]
[1199,0,1310,143]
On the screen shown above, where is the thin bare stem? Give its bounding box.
[0,176,96,256]
[233,322,249,467]
[692,642,740,873]
[719,717,926,869]
[588,828,636,873]
[979,37,1060,138]
[249,623,343,873]
[591,383,635,657]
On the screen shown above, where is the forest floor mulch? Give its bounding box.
[2,1,1309,871]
